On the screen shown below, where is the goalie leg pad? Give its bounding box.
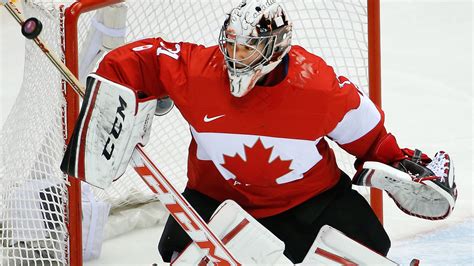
[172,200,287,265]
[61,74,157,188]
[298,225,397,265]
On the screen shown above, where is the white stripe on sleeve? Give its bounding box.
[328,93,381,145]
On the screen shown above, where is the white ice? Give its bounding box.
[1,0,472,265]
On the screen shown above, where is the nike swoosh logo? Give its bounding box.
[204,114,225,122]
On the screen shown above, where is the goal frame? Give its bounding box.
[63,2,123,264]
[60,0,382,265]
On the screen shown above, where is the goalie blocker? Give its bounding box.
[61,74,157,188]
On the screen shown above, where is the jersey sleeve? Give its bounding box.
[93,37,199,99]
[321,61,403,167]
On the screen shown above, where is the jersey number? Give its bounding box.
[157,42,181,60]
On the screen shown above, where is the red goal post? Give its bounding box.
[62,1,123,265]
[367,0,383,227]
[0,0,382,265]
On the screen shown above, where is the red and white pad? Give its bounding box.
[298,225,397,265]
[172,200,287,265]
[61,74,157,188]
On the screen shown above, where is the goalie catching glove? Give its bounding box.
[61,74,157,189]
[354,150,457,220]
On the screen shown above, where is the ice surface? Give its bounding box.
[390,218,474,265]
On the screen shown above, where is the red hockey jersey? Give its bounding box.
[94,38,392,218]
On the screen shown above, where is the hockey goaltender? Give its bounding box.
[61,0,457,264]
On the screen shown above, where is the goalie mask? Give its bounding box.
[219,0,292,97]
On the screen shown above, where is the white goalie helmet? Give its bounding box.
[219,0,292,97]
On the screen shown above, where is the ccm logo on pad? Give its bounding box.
[102,96,127,160]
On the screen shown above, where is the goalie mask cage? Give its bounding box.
[0,0,381,265]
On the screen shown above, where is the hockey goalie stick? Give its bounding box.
[1,1,240,265]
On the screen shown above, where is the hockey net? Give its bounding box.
[0,0,379,264]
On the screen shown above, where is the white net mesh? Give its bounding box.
[0,1,69,265]
[0,0,372,264]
